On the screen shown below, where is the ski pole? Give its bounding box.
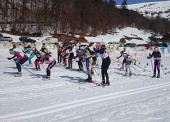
[150,58,154,72]
[8,59,43,79]
[161,65,166,75]
[96,60,102,78]
[133,64,151,72]
[131,65,138,71]
[41,64,46,71]
[91,65,99,76]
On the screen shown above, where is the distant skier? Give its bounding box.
[57,46,62,63]
[95,43,111,86]
[147,47,161,78]
[67,46,74,69]
[117,48,128,70]
[40,43,48,53]
[75,49,84,71]
[124,55,132,76]
[44,54,56,79]
[23,45,35,66]
[7,49,28,77]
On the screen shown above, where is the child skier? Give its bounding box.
[31,47,42,71]
[84,46,94,82]
[147,47,161,78]
[76,49,84,71]
[7,49,28,77]
[44,55,56,79]
[57,46,62,63]
[23,45,35,66]
[95,43,111,86]
[124,55,132,76]
[67,46,74,69]
[117,49,128,70]
[40,43,48,53]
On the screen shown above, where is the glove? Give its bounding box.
[147,56,151,59]
[15,60,19,63]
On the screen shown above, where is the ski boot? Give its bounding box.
[66,67,70,69]
[152,74,156,78]
[35,68,41,71]
[85,77,92,82]
[46,76,50,80]
[15,72,22,77]
[96,81,105,86]
[157,74,160,78]
[129,71,132,76]
[105,81,110,86]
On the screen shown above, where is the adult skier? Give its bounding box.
[95,43,111,86]
[147,47,161,78]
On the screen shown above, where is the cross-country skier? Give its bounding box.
[95,43,111,86]
[124,55,132,76]
[23,45,35,66]
[40,43,48,53]
[67,46,74,69]
[147,47,161,78]
[117,48,128,70]
[44,54,56,79]
[7,49,28,77]
[76,49,84,71]
[57,46,62,63]
[84,46,94,82]
[32,47,42,71]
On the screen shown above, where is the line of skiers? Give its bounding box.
[8,43,56,79]
[7,42,162,85]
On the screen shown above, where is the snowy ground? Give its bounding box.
[127,1,170,20]
[0,48,170,122]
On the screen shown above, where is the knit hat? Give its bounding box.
[9,49,15,53]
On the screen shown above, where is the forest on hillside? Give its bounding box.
[0,0,170,36]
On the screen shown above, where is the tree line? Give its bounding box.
[0,0,169,36]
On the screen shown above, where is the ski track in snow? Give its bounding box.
[1,81,170,121]
[0,49,170,122]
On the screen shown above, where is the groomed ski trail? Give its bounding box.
[1,81,170,121]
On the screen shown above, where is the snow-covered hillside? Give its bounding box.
[85,27,152,44]
[128,1,170,20]
[1,27,153,44]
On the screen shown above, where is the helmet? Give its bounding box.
[96,43,102,49]
[9,49,15,54]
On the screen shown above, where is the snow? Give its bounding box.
[85,27,152,44]
[127,1,170,20]
[0,1,170,121]
[0,46,170,122]
[1,27,153,44]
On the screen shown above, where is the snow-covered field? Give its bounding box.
[1,27,153,45]
[1,47,170,122]
[128,1,170,20]
[85,27,152,44]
